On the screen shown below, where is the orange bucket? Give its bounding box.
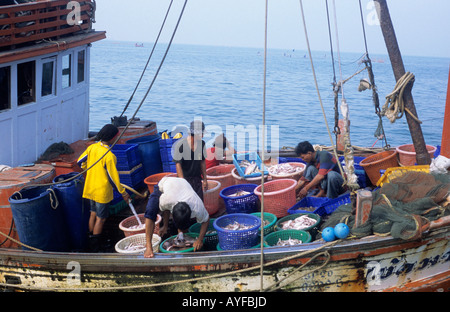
[396,144,436,166]
[359,150,399,185]
[144,172,176,193]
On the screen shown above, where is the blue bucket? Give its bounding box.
[126,135,163,178]
[53,172,90,251]
[9,186,69,251]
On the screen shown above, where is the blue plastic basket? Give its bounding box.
[313,193,351,217]
[111,144,141,171]
[233,152,268,178]
[288,196,330,215]
[278,157,307,164]
[213,213,261,250]
[118,164,145,187]
[220,184,260,214]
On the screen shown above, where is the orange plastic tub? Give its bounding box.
[396,144,436,166]
[144,172,176,193]
[359,150,399,185]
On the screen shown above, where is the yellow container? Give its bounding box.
[376,165,430,187]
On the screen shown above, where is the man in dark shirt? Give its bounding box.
[173,120,208,200]
[294,141,345,199]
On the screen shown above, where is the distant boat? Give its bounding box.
[135,43,144,47]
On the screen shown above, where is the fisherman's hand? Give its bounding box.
[299,187,308,197]
[144,247,154,258]
[193,239,203,252]
[159,226,168,238]
[122,192,131,202]
[203,179,209,191]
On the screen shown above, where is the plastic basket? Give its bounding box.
[254,179,297,218]
[206,164,235,190]
[231,168,268,185]
[395,144,436,166]
[233,152,268,178]
[115,233,161,254]
[220,184,260,214]
[111,144,141,171]
[268,162,306,181]
[119,213,161,237]
[313,193,351,217]
[278,157,306,164]
[288,196,330,215]
[376,165,430,187]
[251,212,277,236]
[203,180,222,216]
[144,172,175,193]
[359,150,399,186]
[275,213,321,232]
[213,213,261,250]
[160,233,198,253]
[263,229,311,246]
[189,218,218,251]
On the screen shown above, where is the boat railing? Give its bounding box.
[0,0,96,49]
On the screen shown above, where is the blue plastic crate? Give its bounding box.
[278,157,306,164]
[111,144,141,171]
[339,156,366,171]
[313,193,351,217]
[118,164,145,187]
[233,152,268,178]
[213,213,261,250]
[220,184,259,214]
[162,162,177,173]
[288,196,330,214]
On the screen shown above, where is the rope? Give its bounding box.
[381,72,421,124]
[0,240,341,292]
[0,229,42,252]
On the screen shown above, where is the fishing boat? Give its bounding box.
[0,0,449,293]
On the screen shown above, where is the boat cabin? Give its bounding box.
[0,0,105,167]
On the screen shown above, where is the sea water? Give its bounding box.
[90,41,449,151]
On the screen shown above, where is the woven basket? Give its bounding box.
[264,229,311,246]
[206,164,235,190]
[220,184,260,214]
[251,212,277,236]
[254,179,297,218]
[144,172,176,193]
[213,214,261,250]
[160,233,198,253]
[189,219,218,251]
[115,233,161,254]
[275,213,321,232]
[268,162,306,181]
[119,213,161,237]
[231,168,268,185]
[203,180,222,216]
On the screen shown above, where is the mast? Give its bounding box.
[374,0,431,165]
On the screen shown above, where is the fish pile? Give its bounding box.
[123,242,146,252]
[223,221,254,231]
[240,160,262,175]
[280,215,317,230]
[162,232,196,251]
[228,190,251,197]
[276,237,303,246]
[128,224,145,230]
[269,163,303,176]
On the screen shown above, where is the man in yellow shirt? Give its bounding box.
[78,124,130,251]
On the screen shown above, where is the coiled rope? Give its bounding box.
[381,72,422,124]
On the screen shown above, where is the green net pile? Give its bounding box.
[320,171,450,240]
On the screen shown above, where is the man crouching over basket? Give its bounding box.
[144,176,210,258]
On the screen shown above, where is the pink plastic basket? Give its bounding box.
[119,213,161,237]
[206,164,235,190]
[268,162,306,181]
[254,179,297,218]
[203,180,222,216]
[231,168,268,185]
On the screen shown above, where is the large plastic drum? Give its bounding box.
[53,172,90,251]
[126,135,163,178]
[9,186,69,251]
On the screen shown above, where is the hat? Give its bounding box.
[189,120,207,135]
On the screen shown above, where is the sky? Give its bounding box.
[93,0,450,58]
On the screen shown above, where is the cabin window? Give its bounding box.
[0,66,11,111]
[17,61,36,106]
[62,54,71,89]
[41,60,55,97]
[77,50,85,83]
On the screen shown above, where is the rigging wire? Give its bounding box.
[119,0,175,118]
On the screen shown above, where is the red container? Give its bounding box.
[144,172,176,193]
[396,144,436,166]
[119,213,161,237]
[254,179,297,218]
[203,180,222,216]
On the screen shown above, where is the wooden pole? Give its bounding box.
[441,66,450,158]
[374,0,431,165]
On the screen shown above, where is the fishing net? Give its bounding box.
[320,171,450,240]
[37,142,74,161]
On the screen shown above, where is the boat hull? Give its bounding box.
[0,226,448,292]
